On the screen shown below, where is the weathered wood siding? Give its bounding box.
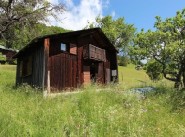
[32,45,45,88]
[83,66,90,84]
[15,43,44,88]
[77,45,83,86]
[83,44,106,62]
[77,34,117,85]
[104,51,111,83]
[15,28,118,91]
[16,58,21,86]
[49,53,77,91]
[97,62,105,83]
[70,44,77,55]
[44,38,50,90]
[110,51,118,82]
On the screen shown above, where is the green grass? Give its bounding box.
[119,64,150,89]
[118,64,173,89]
[0,65,185,136]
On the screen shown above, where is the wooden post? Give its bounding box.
[115,52,119,82]
[47,70,50,93]
[77,45,83,87]
[44,38,50,93]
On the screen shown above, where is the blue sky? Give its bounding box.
[104,0,185,31]
[52,0,185,31]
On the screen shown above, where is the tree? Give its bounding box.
[0,0,65,48]
[86,16,136,54]
[13,23,69,49]
[132,9,185,89]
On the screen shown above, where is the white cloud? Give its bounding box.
[48,0,59,4]
[111,11,116,18]
[47,0,110,30]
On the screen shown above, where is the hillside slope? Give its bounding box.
[118,64,150,89]
[0,65,184,136]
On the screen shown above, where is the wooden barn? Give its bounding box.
[0,45,17,64]
[13,28,118,92]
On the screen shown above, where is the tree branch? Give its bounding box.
[163,73,177,82]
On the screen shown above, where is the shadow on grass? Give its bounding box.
[2,83,43,98]
[137,80,147,85]
[169,89,185,112]
[145,85,185,112]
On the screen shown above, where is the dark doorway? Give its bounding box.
[90,62,98,83]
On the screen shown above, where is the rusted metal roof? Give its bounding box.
[13,28,117,58]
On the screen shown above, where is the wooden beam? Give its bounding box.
[44,38,50,92]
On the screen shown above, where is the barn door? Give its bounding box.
[97,62,104,84]
[49,53,77,92]
[106,68,111,83]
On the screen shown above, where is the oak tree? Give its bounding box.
[0,0,65,48]
[132,9,185,89]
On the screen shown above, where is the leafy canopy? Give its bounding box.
[132,9,185,88]
[86,16,136,54]
[0,0,65,48]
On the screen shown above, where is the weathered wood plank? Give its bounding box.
[49,52,77,92]
[44,38,50,90]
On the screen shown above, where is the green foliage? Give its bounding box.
[146,60,163,81]
[0,0,65,49]
[86,16,136,53]
[118,56,130,66]
[0,52,6,61]
[14,23,69,49]
[170,89,185,111]
[132,9,185,88]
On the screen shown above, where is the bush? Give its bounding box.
[118,56,130,66]
[0,53,6,63]
[146,60,163,81]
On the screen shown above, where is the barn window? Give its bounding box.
[20,56,32,77]
[60,43,67,51]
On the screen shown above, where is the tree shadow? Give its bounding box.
[169,89,185,112]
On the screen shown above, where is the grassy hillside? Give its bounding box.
[118,64,172,89]
[0,65,185,136]
[119,64,151,88]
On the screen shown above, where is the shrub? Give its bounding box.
[146,60,163,81]
[0,52,6,62]
[118,56,130,66]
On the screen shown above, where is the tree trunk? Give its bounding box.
[182,72,185,89]
[174,81,181,89]
[5,29,14,49]
[6,40,13,49]
[174,73,182,89]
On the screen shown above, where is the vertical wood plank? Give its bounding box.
[49,52,77,92]
[44,38,50,91]
[47,71,50,93]
[77,46,83,86]
[16,58,21,86]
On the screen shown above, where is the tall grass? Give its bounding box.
[0,65,185,136]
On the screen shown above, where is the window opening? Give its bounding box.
[60,43,67,51]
